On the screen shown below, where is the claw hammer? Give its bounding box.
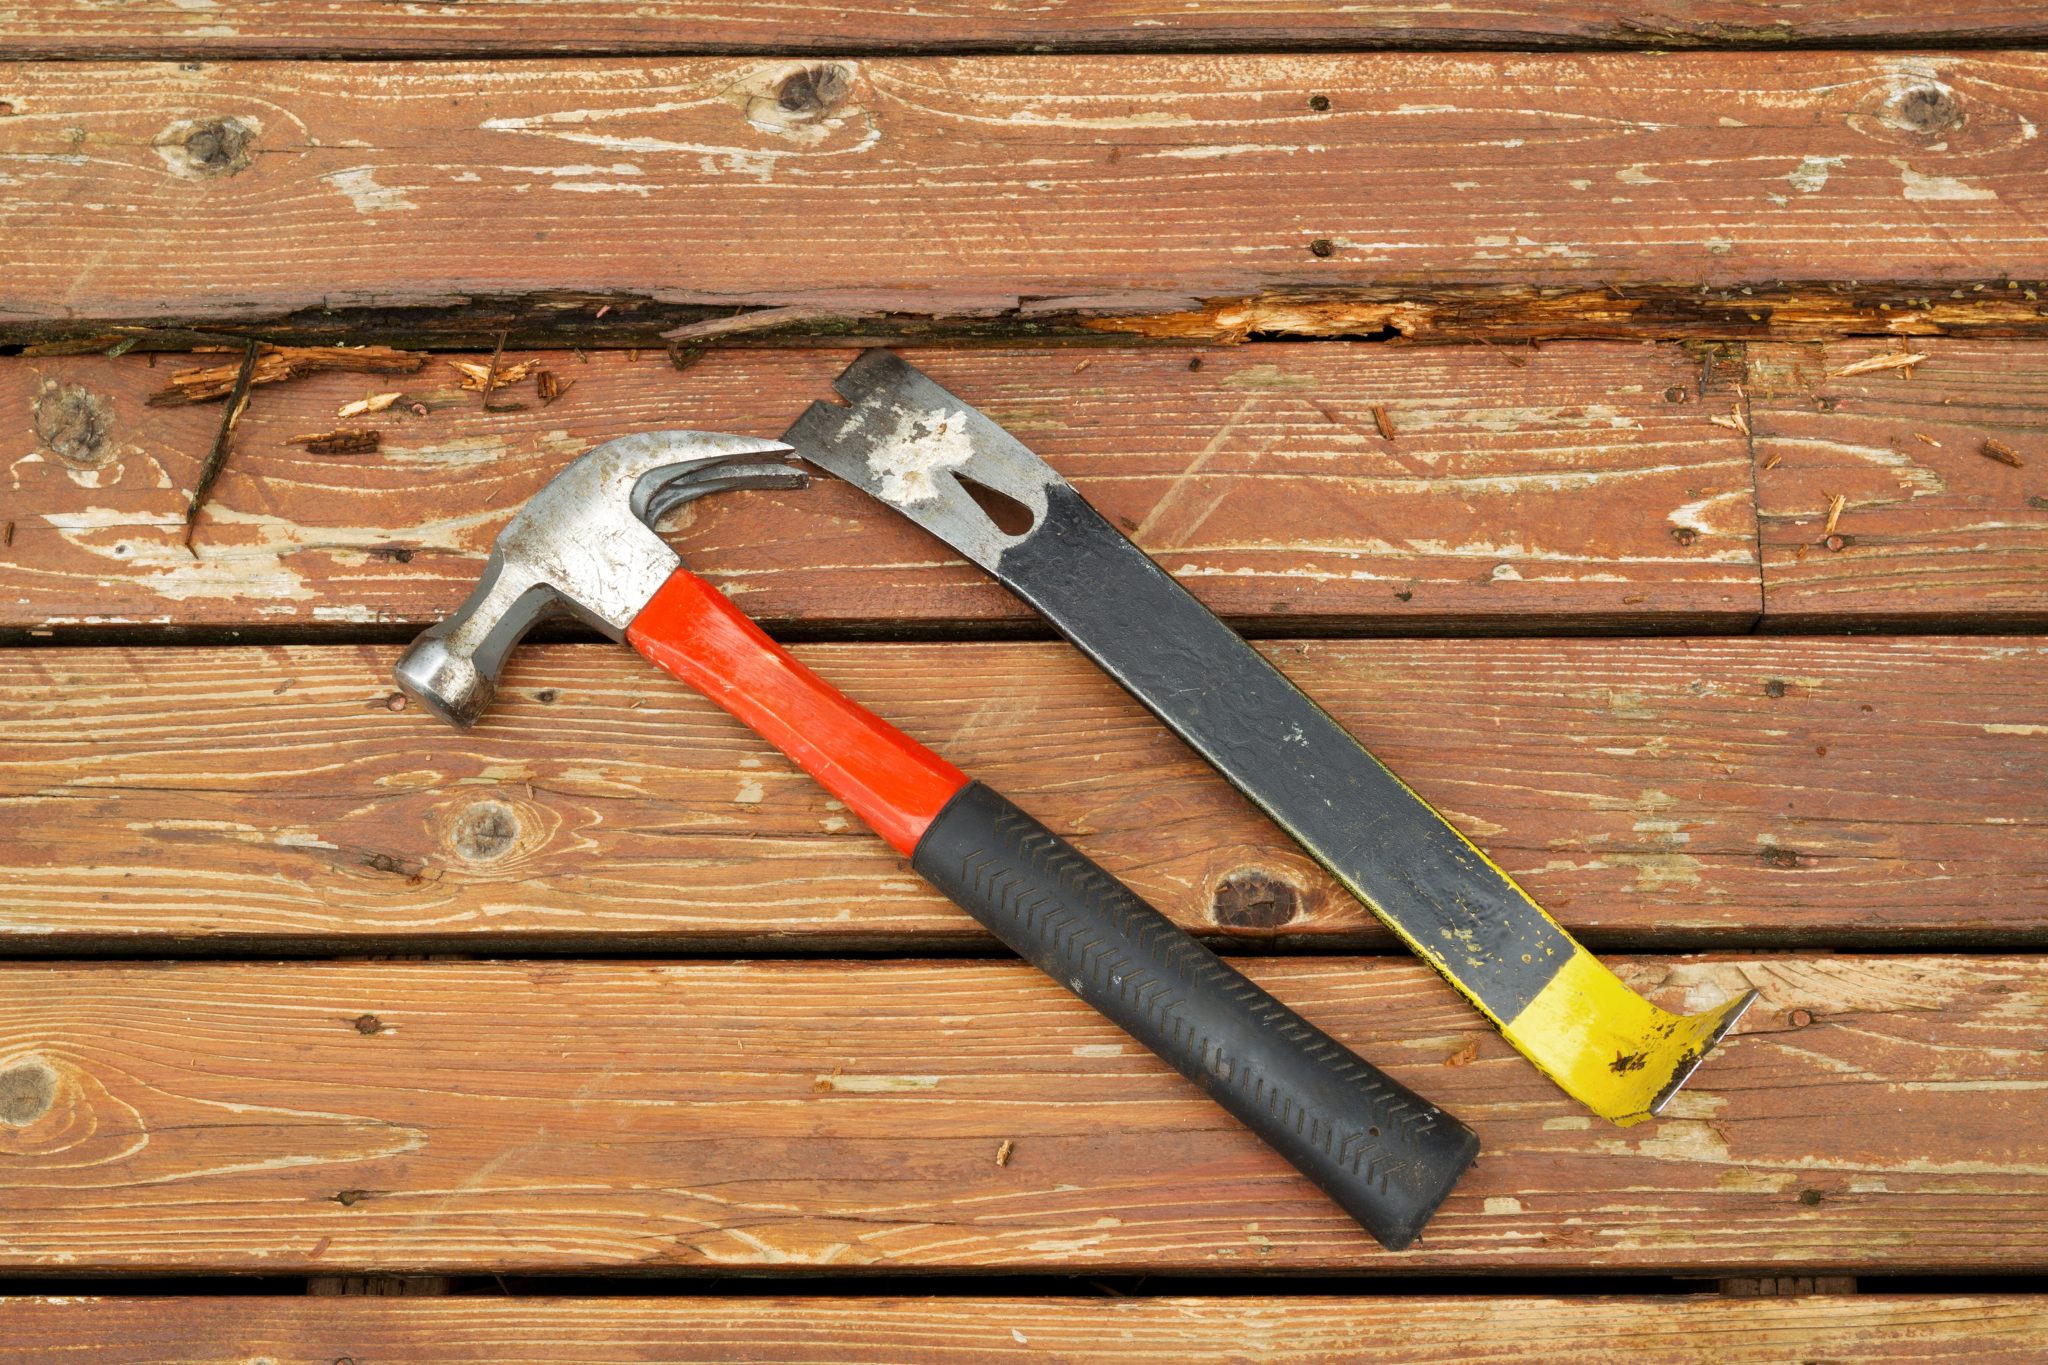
[394,430,1479,1250]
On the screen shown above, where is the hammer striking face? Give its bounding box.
[395,429,1479,1251]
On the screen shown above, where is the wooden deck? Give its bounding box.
[3,4,2046,1358]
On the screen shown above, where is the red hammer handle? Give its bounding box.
[624,565,1477,1250]
[625,568,967,855]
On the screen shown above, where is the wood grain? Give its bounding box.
[1751,339,2048,628]
[3,1294,2044,1363]
[2,637,2041,951]
[1,345,1759,636]
[8,2,2048,58]
[4,56,2048,339]
[0,954,2040,1272]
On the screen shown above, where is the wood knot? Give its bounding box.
[0,1057,57,1126]
[1762,846,1801,869]
[448,799,519,864]
[1210,869,1303,930]
[1764,678,1788,698]
[1886,82,1963,136]
[155,115,258,179]
[776,64,851,121]
[32,381,114,469]
[735,62,863,144]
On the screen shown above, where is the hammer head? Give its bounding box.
[395,430,802,727]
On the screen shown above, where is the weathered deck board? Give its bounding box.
[1751,339,2048,628]
[8,2,2048,58]
[5,637,2042,951]
[3,345,1759,636]
[4,1294,2043,1364]
[4,55,2048,340]
[0,954,2040,1272]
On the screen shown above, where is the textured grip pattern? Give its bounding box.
[912,782,1479,1250]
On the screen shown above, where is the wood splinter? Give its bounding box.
[1826,351,1931,380]
[150,344,422,407]
[183,339,261,552]
[536,370,574,406]
[453,332,533,412]
[1982,438,2026,468]
[337,391,404,419]
[287,428,382,455]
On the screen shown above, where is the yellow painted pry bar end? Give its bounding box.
[790,351,1763,1130]
[1501,951,1760,1127]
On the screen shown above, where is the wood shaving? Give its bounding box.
[1371,403,1397,440]
[151,345,422,407]
[337,391,404,419]
[1826,351,1930,380]
[535,370,575,406]
[1761,453,1783,471]
[995,1139,1014,1167]
[1982,438,2026,468]
[1913,433,1942,448]
[449,358,542,391]
[1823,492,1846,537]
[659,305,876,343]
[287,428,382,455]
[1445,1040,1480,1067]
[1709,409,1750,434]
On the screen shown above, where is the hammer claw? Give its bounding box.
[394,430,794,726]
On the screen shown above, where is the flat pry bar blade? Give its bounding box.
[785,350,1757,1127]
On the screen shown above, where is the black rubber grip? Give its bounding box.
[911,781,1479,1250]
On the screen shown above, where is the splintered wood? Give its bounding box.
[449,357,541,392]
[337,391,403,419]
[1982,437,2026,467]
[10,1,2048,56]
[148,345,423,405]
[181,340,260,548]
[0,344,1758,635]
[4,55,2048,339]
[1826,351,1930,380]
[286,428,381,454]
